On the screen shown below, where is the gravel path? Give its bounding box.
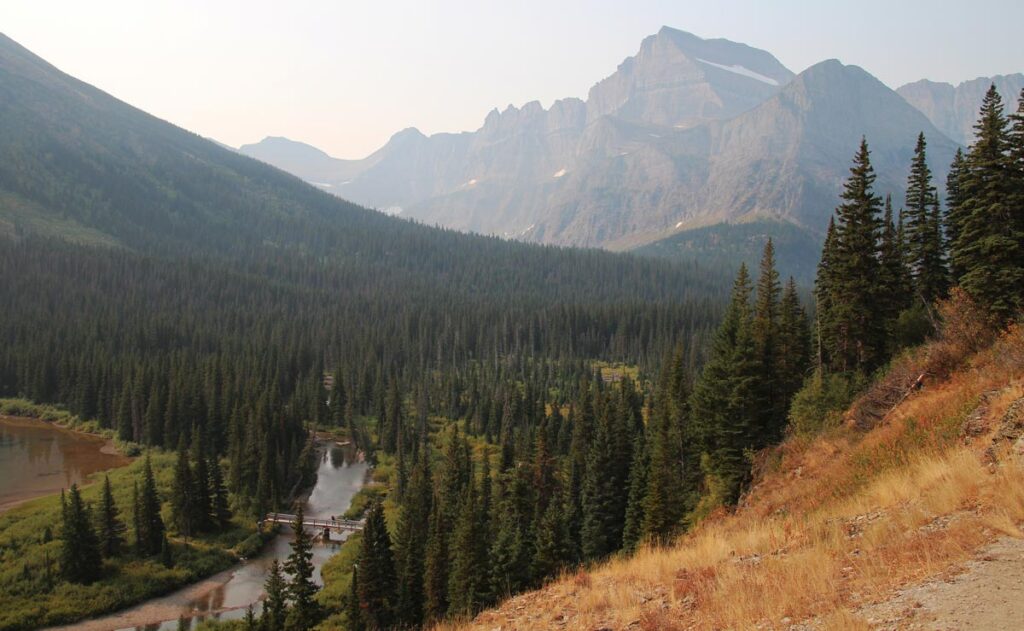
[859,536,1024,630]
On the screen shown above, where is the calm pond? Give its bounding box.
[0,415,130,512]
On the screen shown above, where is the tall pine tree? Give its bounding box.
[904,133,948,304]
[60,484,103,584]
[689,264,761,506]
[822,139,886,372]
[284,506,321,630]
[954,85,1023,321]
[97,475,124,558]
[357,500,396,630]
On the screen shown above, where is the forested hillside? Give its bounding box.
[0,31,732,630]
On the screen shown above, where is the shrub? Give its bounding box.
[927,288,997,376]
[788,370,861,437]
[892,303,933,350]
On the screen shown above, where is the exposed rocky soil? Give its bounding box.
[858,536,1024,630]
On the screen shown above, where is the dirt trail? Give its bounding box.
[860,536,1024,630]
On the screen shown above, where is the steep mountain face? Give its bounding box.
[237,27,960,259]
[897,74,1024,145]
[238,27,797,236]
[414,59,957,251]
[584,26,795,128]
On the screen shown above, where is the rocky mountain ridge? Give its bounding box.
[239,27,972,264]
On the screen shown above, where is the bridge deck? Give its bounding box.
[262,512,364,532]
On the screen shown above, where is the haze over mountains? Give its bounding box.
[239,26,1010,274]
[0,30,720,305]
[897,74,1024,145]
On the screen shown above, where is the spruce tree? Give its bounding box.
[580,402,625,560]
[531,494,569,581]
[752,239,783,440]
[474,450,493,607]
[954,85,1023,321]
[1009,90,1024,292]
[488,494,529,598]
[394,447,432,627]
[137,454,166,556]
[826,139,886,372]
[132,480,143,554]
[776,277,812,419]
[814,217,838,371]
[284,506,321,630]
[161,533,174,568]
[641,366,685,542]
[621,431,649,552]
[347,565,365,631]
[243,606,258,631]
[171,438,196,539]
[208,455,232,531]
[357,500,396,630]
[689,264,761,505]
[447,482,484,618]
[878,195,913,340]
[945,148,969,280]
[263,559,288,631]
[422,501,449,623]
[97,475,125,558]
[904,133,948,303]
[191,431,213,532]
[60,484,103,583]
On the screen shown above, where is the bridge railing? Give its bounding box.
[261,512,364,531]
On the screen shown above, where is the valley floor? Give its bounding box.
[442,327,1024,631]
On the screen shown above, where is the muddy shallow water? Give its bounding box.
[0,415,130,512]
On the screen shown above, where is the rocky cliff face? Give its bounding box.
[584,26,794,128]
[897,75,1024,145]
[239,27,961,253]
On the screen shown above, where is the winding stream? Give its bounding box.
[0,418,368,631]
[91,444,367,631]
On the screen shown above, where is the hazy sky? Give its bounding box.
[2,1,1022,158]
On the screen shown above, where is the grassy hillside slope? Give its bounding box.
[445,313,1024,630]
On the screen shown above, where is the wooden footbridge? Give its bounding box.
[261,512,364,536]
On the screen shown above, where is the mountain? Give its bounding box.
[237,136,369,193]
[0,30,730,308]
[583,26,794,128]
[898,74,1024,145]
[236,26,797,235]
[238,27,959,274]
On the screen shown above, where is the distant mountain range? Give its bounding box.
[236,26,1017,278]
[0,30,728,308]
[897,74,1024,145]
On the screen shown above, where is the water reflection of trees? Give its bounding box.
[0,420,124,496]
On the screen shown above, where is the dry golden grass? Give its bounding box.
[448,326,1024,631]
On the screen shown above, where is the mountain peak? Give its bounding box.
[585,26,794,127]
[390,126,426,140]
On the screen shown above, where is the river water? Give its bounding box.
[0,417,368,631]
[96,444,367,631]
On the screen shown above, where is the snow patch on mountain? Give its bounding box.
[697,58,780,86]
